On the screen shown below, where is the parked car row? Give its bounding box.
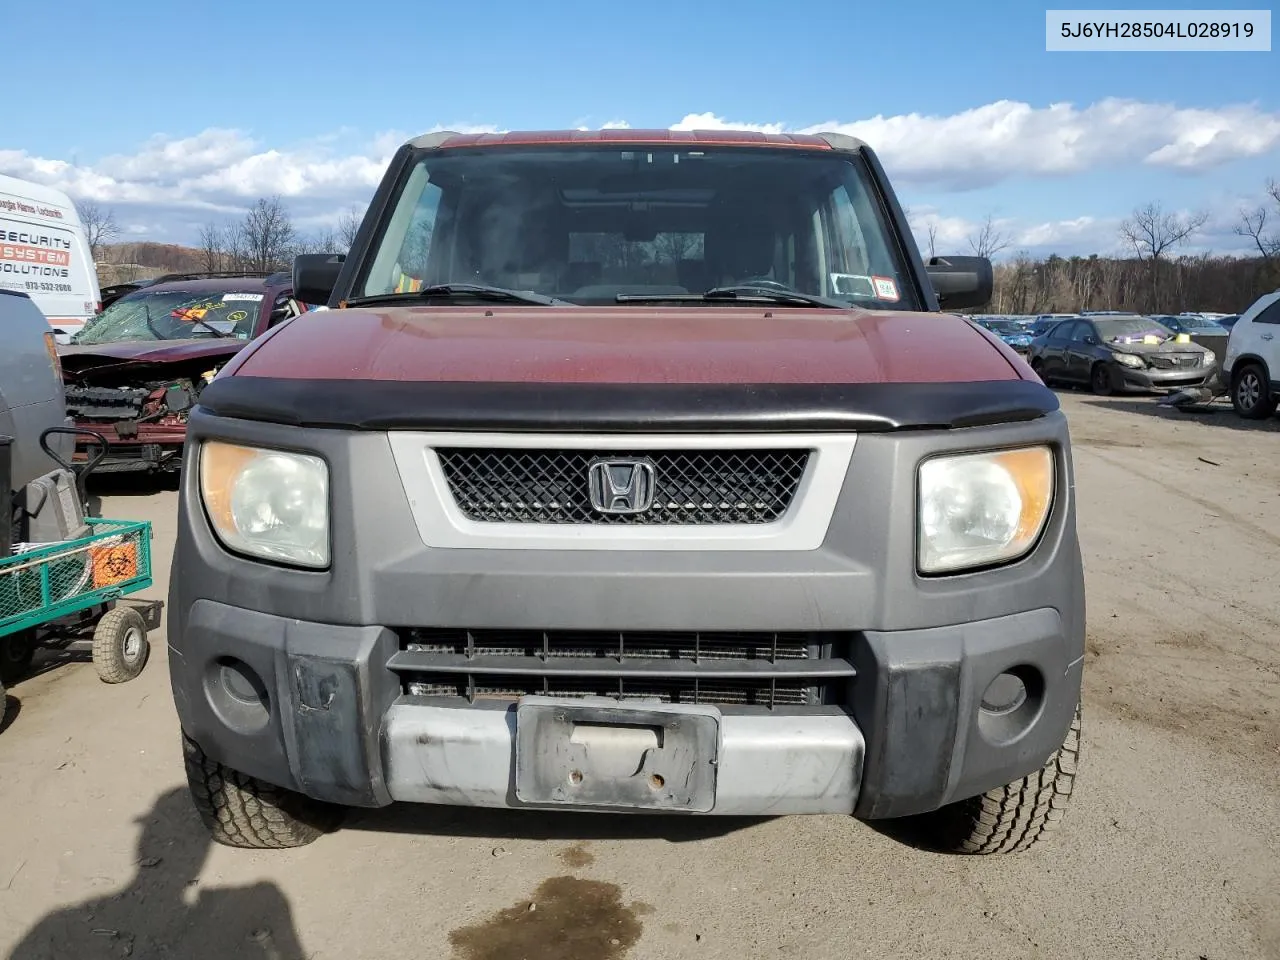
[969,303,1274,420]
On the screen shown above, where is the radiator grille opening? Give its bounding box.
[390,628,854,709]
[435,448,809,525]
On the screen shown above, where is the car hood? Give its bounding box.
[224,305,1027,385]
[59,338,248,380]
[1108,338,1213,356]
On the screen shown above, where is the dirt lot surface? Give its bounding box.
[1,392,1278,960]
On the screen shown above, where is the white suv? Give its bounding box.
[1223,290,1280,420]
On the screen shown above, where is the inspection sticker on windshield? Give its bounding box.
[222,293,264,302]
[871,276,900,301]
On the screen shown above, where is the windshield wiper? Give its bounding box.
[144,303,163,340]
[345,283,568,307]
[616,286,848,309]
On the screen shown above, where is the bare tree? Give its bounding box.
[293,228,340,257]
[76,200,119,262]
[240,196,296,271]
[197,222,226,272]
[1119,201,1209,262]
[966,214,1011,259]
[337,206,364,251]
[1118,201,1209,311]
[926,222,939,259]
[1234,178,1280,261]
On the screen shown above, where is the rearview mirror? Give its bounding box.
[925,255,993,310]
[293,253,345,305]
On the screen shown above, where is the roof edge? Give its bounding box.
[812,131,870,152]
[407,130,462,149]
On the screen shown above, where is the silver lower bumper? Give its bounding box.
[381,701,866,815]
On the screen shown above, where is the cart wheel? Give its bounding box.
[92,607,150,684]
[0,631,38,684]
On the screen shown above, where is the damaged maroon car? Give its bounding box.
[59,272,311,474]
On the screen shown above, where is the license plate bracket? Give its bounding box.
[514,696,721,812]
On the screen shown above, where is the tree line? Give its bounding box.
[195,197,364,274]
[75,195,364,276]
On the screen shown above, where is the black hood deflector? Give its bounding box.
[195,376,1059,434]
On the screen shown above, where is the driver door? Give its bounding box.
[1064,321,1097,383]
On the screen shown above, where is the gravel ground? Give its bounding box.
[1,391,1277,960]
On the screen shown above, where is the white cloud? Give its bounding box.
[669,112,786,134]
[2,101,1276,249]
[685,100,1280,189]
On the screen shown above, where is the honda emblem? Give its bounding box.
[587,459,657,514]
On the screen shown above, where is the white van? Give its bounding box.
[0,173,101,343]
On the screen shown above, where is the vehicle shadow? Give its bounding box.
[3,787,309,960]
[0,693,20,735]
[85,472,180,517]
[347,803,768,844]
[1079,398,1280,433]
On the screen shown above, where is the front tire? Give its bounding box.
[182,732,343,849]
[1231,363,1278,420]
[1090,362,1115,396]
[1029,358,1047,384]
[918,704,1081,854]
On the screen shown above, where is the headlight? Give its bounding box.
[918,447,1054,575]
[199,441,330,568]
[1201,350,1215,365]
[1114,352,1145,369]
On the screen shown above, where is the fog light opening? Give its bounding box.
[204,656,272,733]
[981,671,1028,715]
[977,665,1045,745]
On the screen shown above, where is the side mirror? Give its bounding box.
[293,253,345,305]
[1085,335,1099,345]
[925,255,993,310]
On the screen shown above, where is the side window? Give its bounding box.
[266,292,300,328]
[1255,300,1280,324]
[396,181,443,285]
[1068,322,1092,342]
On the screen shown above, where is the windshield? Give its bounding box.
[1174,316,1224,332]
[356,145,920,310]
[986,320,1027,335]
[1094,317,1174,343]
[73,290,262,345]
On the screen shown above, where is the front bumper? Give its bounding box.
[1117,364,1209,392]
[72,420,187,473]
[172,597,1083,820]
[168,408,1086,820]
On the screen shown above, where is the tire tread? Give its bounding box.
[926,704,1081,855]
[182,732,341,849]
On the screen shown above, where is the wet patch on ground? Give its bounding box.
[557,842,595,868]
[448,875,644,960]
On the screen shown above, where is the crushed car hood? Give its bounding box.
[1108,339,1212,356]
[59,339,248,381]
[224,306,1027,385]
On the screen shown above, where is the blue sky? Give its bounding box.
[2,0,1276,257]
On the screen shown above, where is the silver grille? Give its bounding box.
[435,448,809,525]
[390,628,855,708]
[1148,354,1201,369]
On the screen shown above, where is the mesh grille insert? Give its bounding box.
[436,448,809,525]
